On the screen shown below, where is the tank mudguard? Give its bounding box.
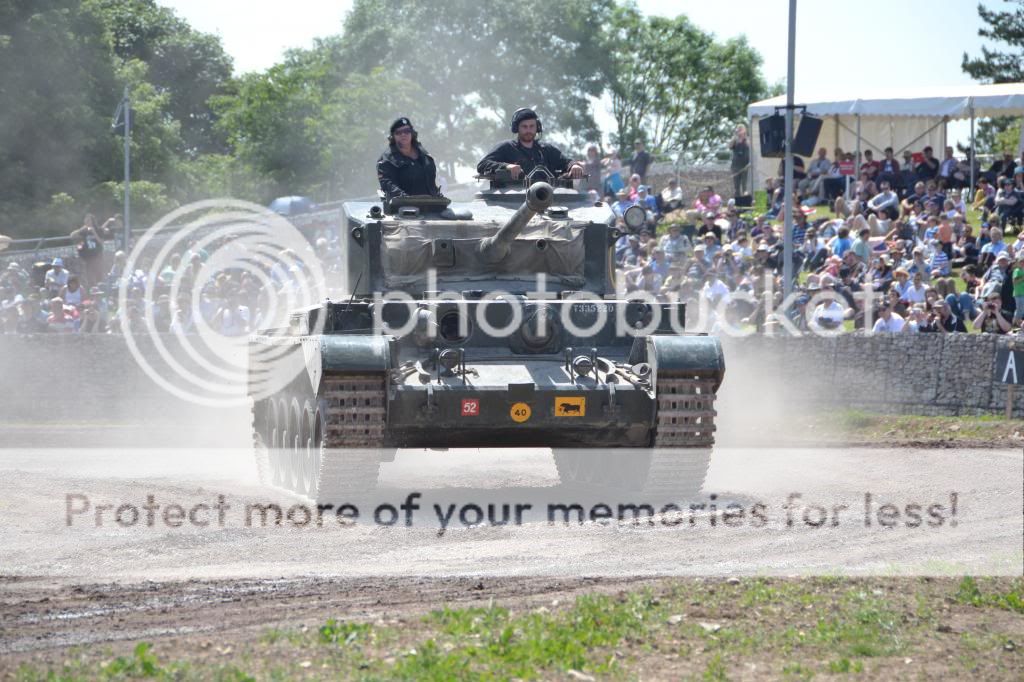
[318,335,392,373]
[630,335,725,391]
[298,335,391,397]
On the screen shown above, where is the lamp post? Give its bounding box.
[112,86,131,251]
[782,0,797,298]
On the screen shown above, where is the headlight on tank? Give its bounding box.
[623,205,645,231]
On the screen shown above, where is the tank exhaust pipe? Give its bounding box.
[478,181,553,263]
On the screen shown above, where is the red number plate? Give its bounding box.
[461,398,480,416]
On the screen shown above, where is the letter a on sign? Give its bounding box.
[1003,351,1018,384]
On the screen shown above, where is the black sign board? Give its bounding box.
[995,348,1024,385]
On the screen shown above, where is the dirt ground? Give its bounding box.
[1,419,1020,679]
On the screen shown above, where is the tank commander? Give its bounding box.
[376,117,443,202]
[477,108,584,181]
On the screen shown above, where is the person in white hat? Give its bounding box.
[44,257,68,295]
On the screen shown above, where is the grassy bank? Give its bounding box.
[11,577,1023,680]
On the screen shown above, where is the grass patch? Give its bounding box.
[11,578,1024,680]
[955,576,1024,614]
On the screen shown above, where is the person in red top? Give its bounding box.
[936,217,955,260]
[860,150,881,180]
[46,297,78,333]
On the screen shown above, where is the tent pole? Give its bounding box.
[969,106,976,199]
[748,112,754,201]
[850,114,861,200]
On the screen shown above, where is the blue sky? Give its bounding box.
[162,0,1001,146]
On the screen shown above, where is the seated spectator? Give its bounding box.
[851,226,872,263]
[902,271,928,305]
[612,189,635,222]
[686,185,722,222]
[994,178,1022,228]
[658,224,692,263]
[872,301,905,333]
[46,296,77,333]
[926,299,967,332]
[828,226,853,257]
[867,180,899,220]
[859,149,880,180]
[698,212,723,242]
[810,296,846,331]
[915,146,939,181]
[937,146,963,189]
[617,234,645,267]
[952,224,979,268]
[627,173,643,200]
[929,239,951,276]
[901,304,930,332]
[979,225,1009,269]
[973,177,995,212]
[800,227,828,272]
[635,185,659,223]
[61,276,84,309]
[15,296,48,334]
[904,246,932,283]
[877,147,901,189]
[44,258,68,296]
[800,148,831,198]
[660,179,683,211]
[974,284,1011,333]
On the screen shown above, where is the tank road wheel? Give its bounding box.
[279,399,293,490]
[639,372,718,499]
[299,403,317,497]
[313,374,387,503]
[288,399,303,493]
[270,401,284,487]
[252,399,271,485]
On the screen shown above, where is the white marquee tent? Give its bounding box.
[745,83,1024,192]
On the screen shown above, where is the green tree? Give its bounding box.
[0,0,119,237]
[86,0,234,155]
[213,46,421,200]
[335,0,614,175]
[962,0,1024,155]
[607,7,767,162]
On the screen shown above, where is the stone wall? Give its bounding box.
[720,333,1024,419]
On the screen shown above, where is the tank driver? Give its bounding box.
[477,108,584,181]
[376,117,443,204]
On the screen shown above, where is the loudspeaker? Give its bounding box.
[734,194,753,208]
[758,115,785,158]
[793,115,823,157]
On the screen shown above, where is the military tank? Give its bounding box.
[249,168,725,500]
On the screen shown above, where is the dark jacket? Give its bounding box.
[377,143,440,200]
[476,139,573,178]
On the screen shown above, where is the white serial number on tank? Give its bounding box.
[572,303,614,314]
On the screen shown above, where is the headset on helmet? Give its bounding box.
[510,107,542,134]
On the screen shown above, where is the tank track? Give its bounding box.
[314,374,387,502]
[642,372,717,497]
[553,372,717,498]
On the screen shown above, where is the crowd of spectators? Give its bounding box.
[603,142,1024,336]
[0,213,341,336]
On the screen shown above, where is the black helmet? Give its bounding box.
[510,108,542,134]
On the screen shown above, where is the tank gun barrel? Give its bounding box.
[478,181,553,263]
